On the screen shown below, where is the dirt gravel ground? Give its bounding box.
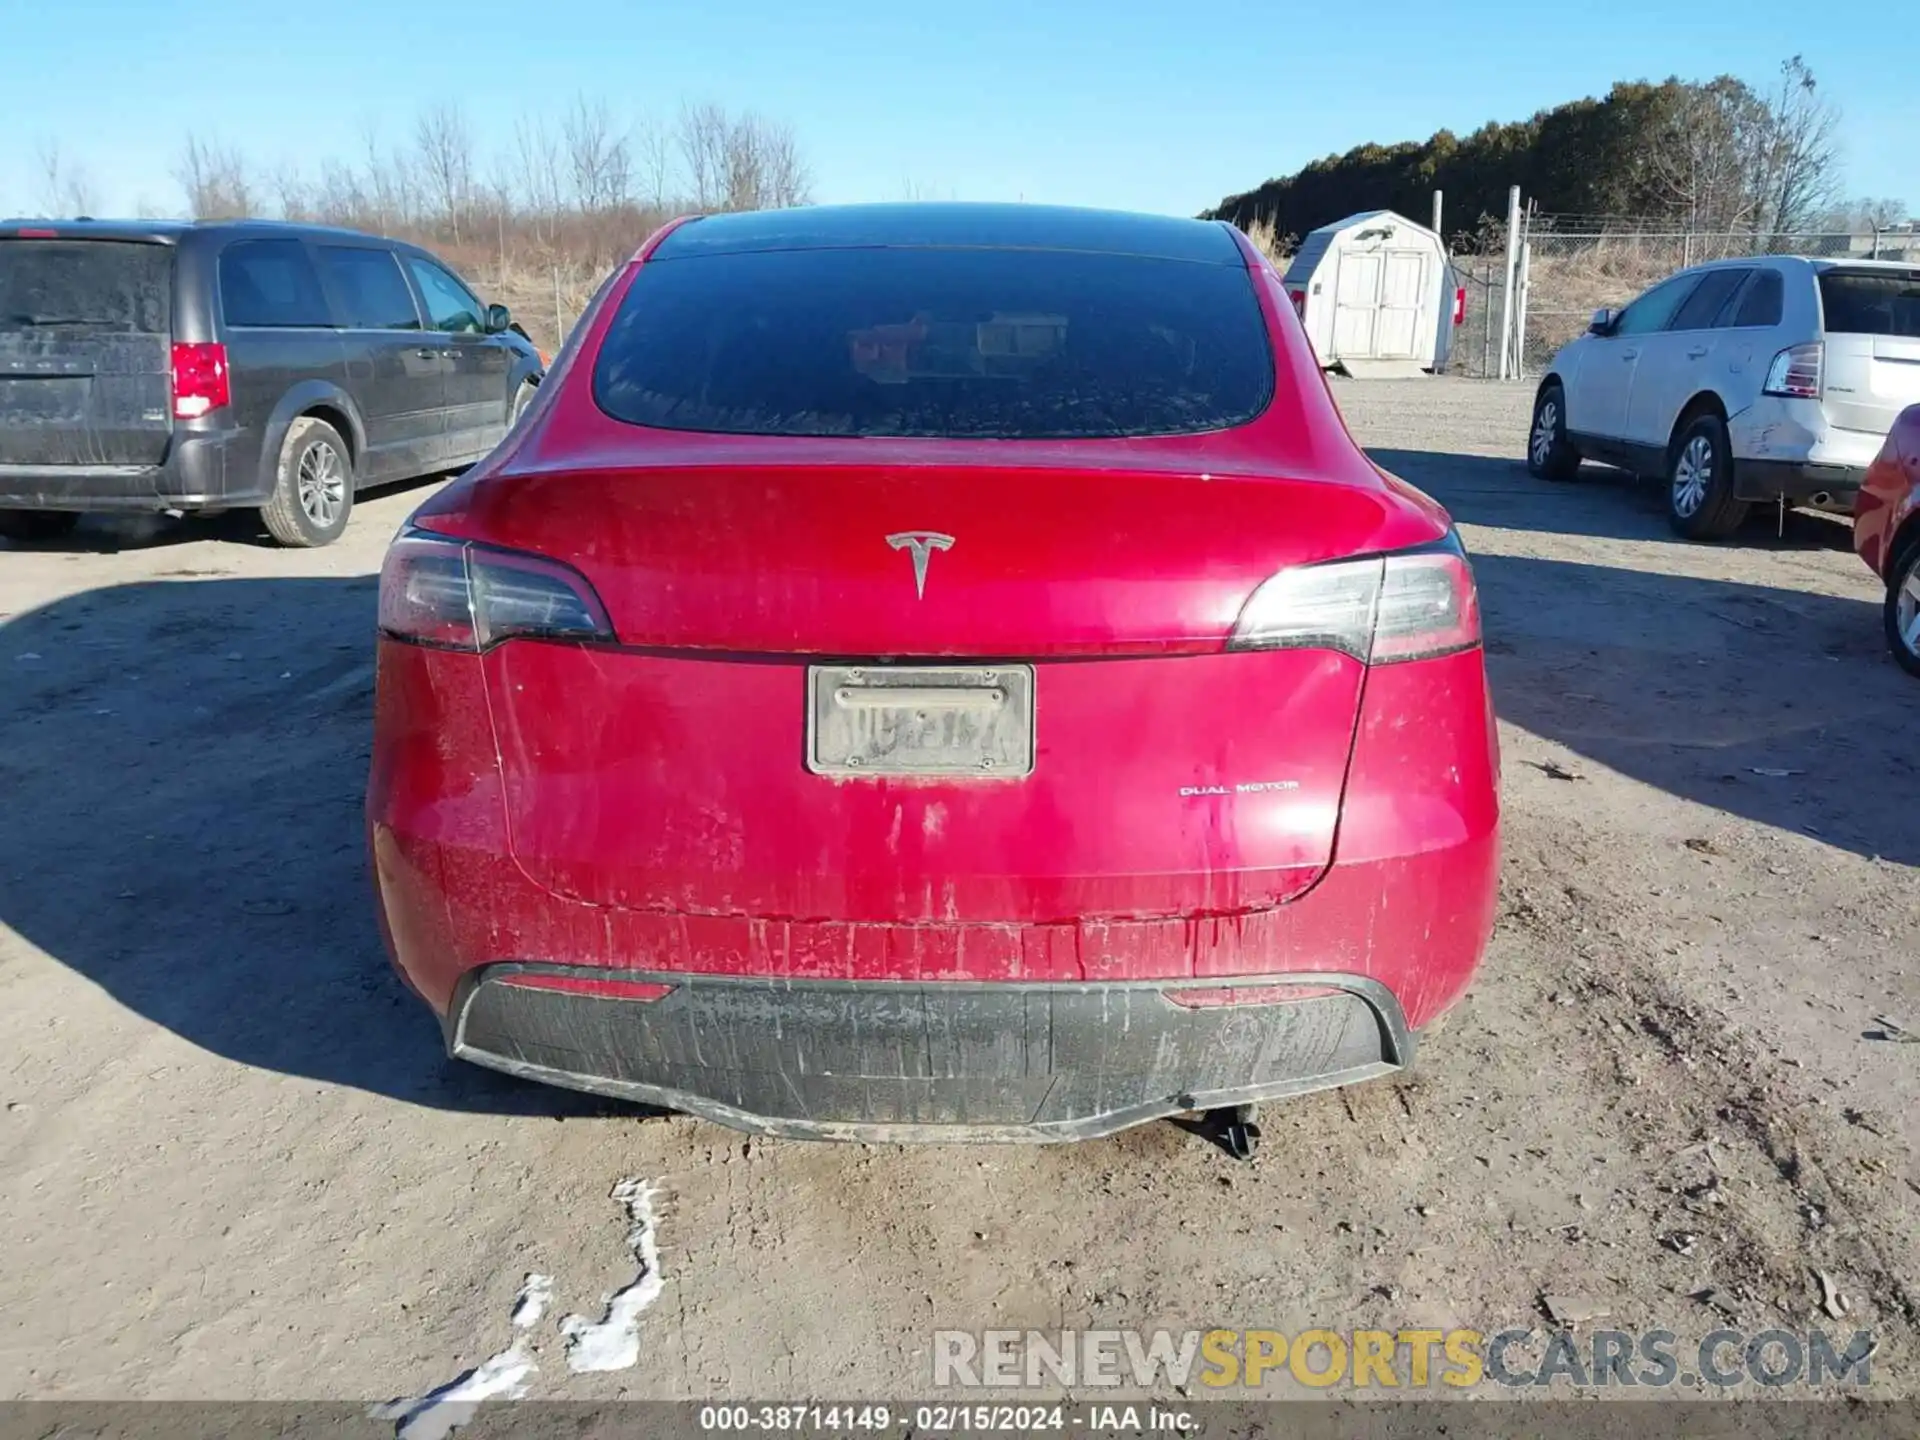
[2,377,1916,1405]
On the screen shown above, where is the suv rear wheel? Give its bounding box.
[260,416,354,548]
[1666,412,1748,541]
[0,511,82,544]
[1527,382,1581,481]
[1885,540,1920,679]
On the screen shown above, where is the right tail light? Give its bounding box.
[1227,533,1482,664]
[1763,341,1823,399]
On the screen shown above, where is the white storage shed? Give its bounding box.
[1280,211,1462,376]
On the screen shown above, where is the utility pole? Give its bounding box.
[1432,189,1443,240]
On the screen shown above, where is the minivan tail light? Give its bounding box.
[170,342,230,419]
[1227,535,1481,664]
[378,529,614,652]
[1763,341,1823,399]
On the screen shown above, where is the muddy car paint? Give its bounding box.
[365,204,1502,1140]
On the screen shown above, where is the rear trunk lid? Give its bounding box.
[434,452,1431,656]
[1819,266,1920,436]
[0,238,175,467]
[430,451,1443,924]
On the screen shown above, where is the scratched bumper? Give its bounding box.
[448,964,1414,1142]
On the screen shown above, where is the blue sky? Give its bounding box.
[2,0,1912,221]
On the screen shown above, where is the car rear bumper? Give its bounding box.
[449,964,1413,1141]
[0,429,260,512]
[1734,459,1866,507]
[1729,401,1880,505]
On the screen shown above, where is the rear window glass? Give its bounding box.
[1728,271,1783,328]
[1820,271,1920,338]
[316,245,419,330]
[591,247,1274,439]
[0,240,171,333]
[220,239,332,328]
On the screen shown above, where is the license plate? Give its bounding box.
[806,665,1035,778]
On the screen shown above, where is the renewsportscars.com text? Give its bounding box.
[933,1327,1875,1390]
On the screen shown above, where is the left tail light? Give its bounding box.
[1227,533,1481,664]
[378,528,614,652]
[170,342,229,419]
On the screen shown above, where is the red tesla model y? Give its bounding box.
[367,204,1500,1150]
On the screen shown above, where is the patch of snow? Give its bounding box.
[511,1273,553,1329]
[560,1178,665,1374]
[371,1342,535,1440]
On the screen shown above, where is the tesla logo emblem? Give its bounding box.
[886,531,954,599]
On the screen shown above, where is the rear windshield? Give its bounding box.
[0,240,172,334]
[1819,270,1920,338]
[591,247,1274,439]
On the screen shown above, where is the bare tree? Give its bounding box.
[271,163,313,221]
[359,125,419,233]
[34,140,99,218]
[674,106,809,213]
[636,118,676,209]
[174,135,255,219]
[564,96,633,213]
[1650,78,1766,234]
[676,102,729,211]
[414,104,476,240]
[745,115,810,209]
[1750,56,1842,234]
[512,114,564,239]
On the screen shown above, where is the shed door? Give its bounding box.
[1375,250,1428,359]
[1332,251,1382,358]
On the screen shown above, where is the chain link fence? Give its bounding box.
[1514,219,1920,376]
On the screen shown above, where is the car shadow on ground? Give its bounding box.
[1369,448,1859,553]
[0,573,617,1117]
[0,553,1913,1105]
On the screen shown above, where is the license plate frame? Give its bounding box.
[806,664,1035,779]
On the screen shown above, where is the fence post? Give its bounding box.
[1498,186,1521,380]
[1480,263,1492,379]
[1514,240,1532,376]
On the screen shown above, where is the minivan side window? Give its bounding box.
[317,246,421,330]
[220,240,332,329]
[1727,270,1784,329]
[1669,268,1751,331]
[1611,274,1700,337]
[406,257,485,334]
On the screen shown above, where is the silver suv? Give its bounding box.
[1527,256,1920,539]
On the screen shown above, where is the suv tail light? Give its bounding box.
[378,529,614,653]
[1288,288,1308,318]
[170,341,230,419]
[1227,533,1481,664]
[1763,341,1823,399]
[1452,287,1467,326]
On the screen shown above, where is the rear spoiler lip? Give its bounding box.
[0,225,181,245]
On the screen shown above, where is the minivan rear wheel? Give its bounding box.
[260,417,354,548]
[0,510,81,544]
[1666,412,1748,541]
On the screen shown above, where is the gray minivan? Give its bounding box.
[0,219,545,547]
